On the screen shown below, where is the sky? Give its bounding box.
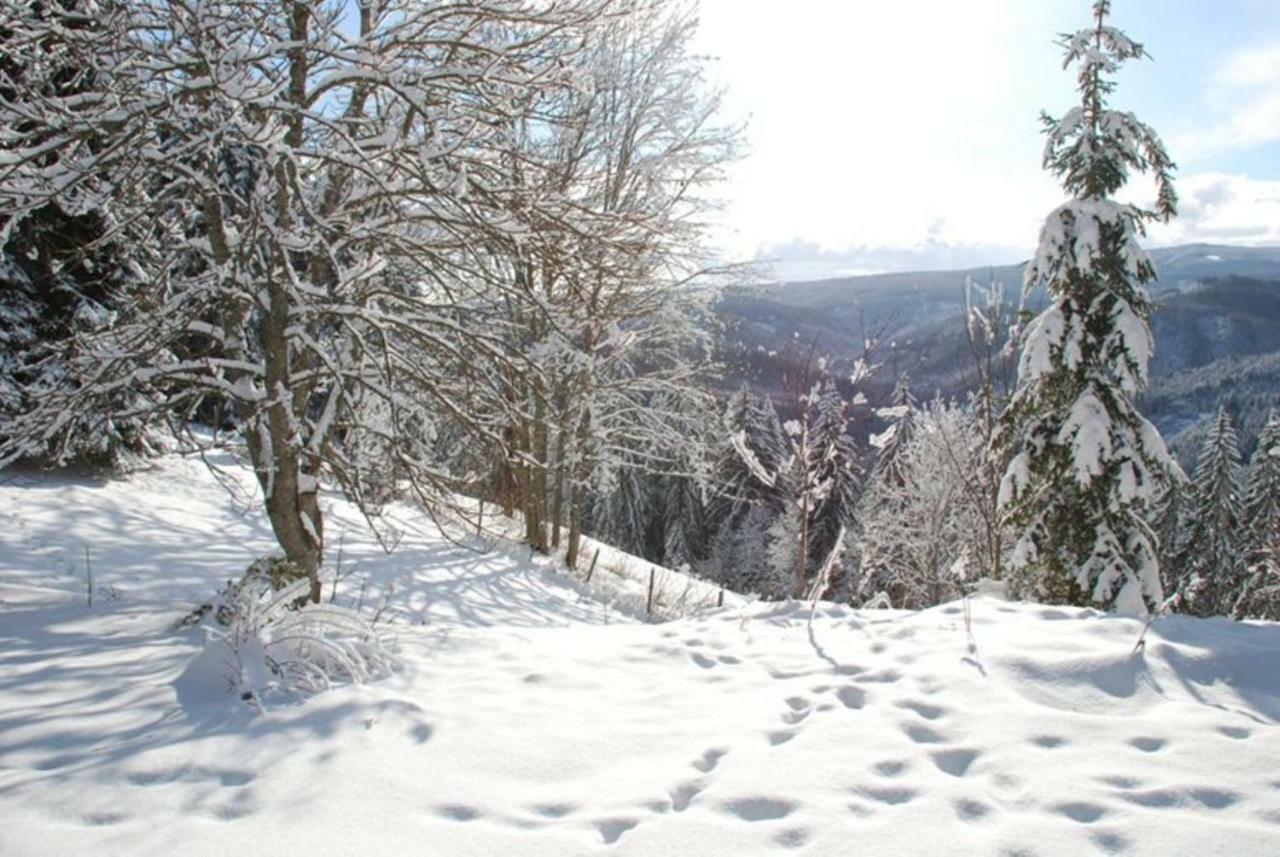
[693,0,1280,279]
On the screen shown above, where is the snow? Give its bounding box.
[1,454,1279,855]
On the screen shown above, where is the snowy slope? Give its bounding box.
[2,455,1279,856]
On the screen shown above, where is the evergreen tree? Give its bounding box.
[871,376,916,490]
[807,382,864,576]
[1150,469,1190,598]
[1179,406,1245,616]
[0,0,158,467]
[1242,410,1280,560]
[1235,410,1280,619]
[998,0,1177,613]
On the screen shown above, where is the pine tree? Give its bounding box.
[1178,406,1245,615]
[1150,469,1190,598]
[0,0,158,467]
[871,376,916,490]
[1235,410,1280,618]
[998,0,1177,613]
[807,382,864,576]
[1242,410,1280,560]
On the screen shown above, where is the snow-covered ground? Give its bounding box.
[1,454,1278,856]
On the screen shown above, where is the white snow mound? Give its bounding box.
[1,454,1278,856]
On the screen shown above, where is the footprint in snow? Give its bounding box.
[895,699,947,720]
[1054,801,1108,823]
[532,802,577,818]
[83,812,127,827]
[1218,725,1250,740]
[1030,734,1067,749]
[692,747,728,773]
[952,798,991,821]
[932,748,980,777]
[774,826,811,848]
[1128,736,1167,752]
[719,796,797,821]
[594,817,638,844]
[835,686,866,709]
[669,779,706,812]
[901,722,946,744]
[689,652,716,669]
[436,804,481,822]
[1091,831,1131,854]
[871,759,910,778]
[854,784,918,805]
[1122,787,1239,810]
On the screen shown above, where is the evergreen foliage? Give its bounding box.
[998,0,1177,613]
[1178,406,1245,616]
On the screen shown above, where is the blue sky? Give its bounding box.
[694,0,1280,278]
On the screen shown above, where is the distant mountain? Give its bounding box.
[714,243,1280,463]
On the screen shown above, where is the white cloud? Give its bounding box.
[1147,172,1280,246]
[1169,42,1280,159]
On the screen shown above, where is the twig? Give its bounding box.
[330,531,345,603]
[1133,592,1181,654]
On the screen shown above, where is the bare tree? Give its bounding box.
[0,0,605,600]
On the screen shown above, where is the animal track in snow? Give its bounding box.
[895,699,947,720]
[1091,831,1131,854]
[857,668,902,683]
[902,722,946,744]
[1054,801,1108,823]
[719,796,797,821]
[871,759,909,778]
[932,748,980,777]
[1121,786,1239,810]
[1129,736,1167,753]
[834,685,867,709]
[953,798,991,821]
[436,804,481,822]
[692,747,728,773]
[594,817,638,844]
[774,826,811,848]
[669,779,706,812]
[855,784,918,805]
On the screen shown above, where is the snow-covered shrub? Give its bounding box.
[186,566,396,706]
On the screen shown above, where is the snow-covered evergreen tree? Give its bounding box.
[0,1,159,467]
[1150,470,1190,598]
[998,0,1177,613]
[869,377,915,490]
[1178,405,1245,616]
[1242,410,1280,561]
[1234,409,1280,618]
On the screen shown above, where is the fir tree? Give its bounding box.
[1242,410,1280,560]
[1235,410,1280,619]
[871,376,916,490]
[1179,406,1245,616]
[998,0,1177,613]
[1150,469,1189,598]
